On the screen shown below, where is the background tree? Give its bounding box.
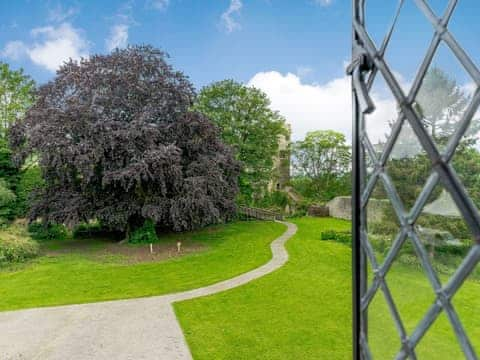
[377,67,480,208]
[0,64,36,220]
[11,46,240,234]
[291,130,351,201]
[0,63,35,137]
[193,80,287,203]
[416,67,472,143]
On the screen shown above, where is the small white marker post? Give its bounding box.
[149,243,153,254]
[177,240,182,253]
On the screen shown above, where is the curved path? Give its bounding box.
[0,221,297,360]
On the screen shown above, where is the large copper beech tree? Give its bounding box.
[10,46,240,233]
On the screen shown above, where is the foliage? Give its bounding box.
[0,63,35,137]
[28,222,69,241]
[254,191,290,211]
[0,139,19,222]
[72,221,105,238]
[451,143,480,207]
[368,219,398,236]
[0,225,38,265]
[321,230,351,244]
[416,66,477,144]
[15,165,43,217]
[290,174,351,202]
[128,219,158,244]
[417,214,470,240]
[375,153,431,209]
[293,130,350,178]
[194,80,287,203]
[291,130,351,201]
[0,138,18,181]
[11,46,240,233]
[0,178,16,221]
[0,221,285,311]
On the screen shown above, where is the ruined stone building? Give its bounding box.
[269,123,291,192]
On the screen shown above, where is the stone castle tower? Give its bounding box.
[269,123,291,192]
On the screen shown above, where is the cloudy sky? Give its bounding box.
[0,0,478,142]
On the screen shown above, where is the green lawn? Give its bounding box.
[0,220,286,312]
[175,217,480,359]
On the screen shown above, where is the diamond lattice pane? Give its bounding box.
[452,256,480,355]
[413,42,475,154]
[365,73,400,157]
[425,0,449,18]
[367,290,403,359]
[383,0,435,95]
[364,0,404,50]
[448,0,480,71]
[414,312,465,359]
[383,233,435,335]
[356,0,480,358]
[385,121,429,211]
[416,182,474,286]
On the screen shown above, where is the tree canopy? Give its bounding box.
[380,67,480,208]
[291,130,351,201]
[193,80,287,203]
[0,63,35,138]
[11,46,240,233]
[416,66,473,144]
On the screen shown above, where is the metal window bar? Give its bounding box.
[351,0,480,358]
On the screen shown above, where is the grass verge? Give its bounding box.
[0,220,285,312]
[175,217,480,359]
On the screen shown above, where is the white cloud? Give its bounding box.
[47,4,79,23]
[314,0,333,6]
[248,71,398,144]
[147,0,170,10]
[106,24,129,52]
[221,0,243,33]
[2,22,89,72]
[105,2,137,52]
[1,41,28,60]
[28,23,89,72]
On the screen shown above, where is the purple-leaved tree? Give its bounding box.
[10,45,240,234]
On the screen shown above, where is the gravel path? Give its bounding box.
[0,221,297,360]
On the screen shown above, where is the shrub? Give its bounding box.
[28,222,69,241]
[15,166,44,217]
[128,219,158,244]
[0,179,16,221]
[0,226,39,265]
[321,230,351,244]
[254,191,290,212]
[73,221,104,238]
[417,214,470,239]
[368,220,398,236]
[435,242,471,257]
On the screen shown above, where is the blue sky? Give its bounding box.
[0,0,351,87]
[0,1,479,141]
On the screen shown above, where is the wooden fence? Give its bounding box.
[238,206,283,221]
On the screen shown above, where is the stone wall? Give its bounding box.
[307,205,329,217]
[326,196,352,220]
[326,196,389,222]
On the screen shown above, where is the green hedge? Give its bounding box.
[321,230,351,244]
[28,222,69,241]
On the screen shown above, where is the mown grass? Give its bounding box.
[175,217,480,359]
[0,220,286,312]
